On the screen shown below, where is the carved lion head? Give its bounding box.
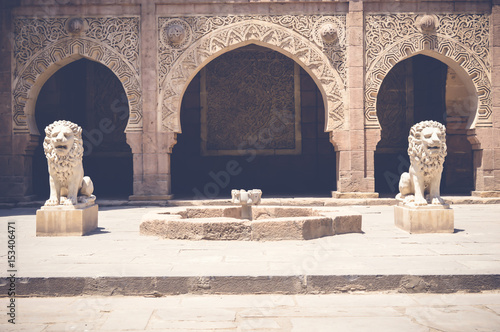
[43,120,84,163]
[408,120,447,170]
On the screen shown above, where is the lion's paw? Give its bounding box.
[413,197,428,206]
[63,197,77,205]
[431,197,445,205]
[45,198,59,206]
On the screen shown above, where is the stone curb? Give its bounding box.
[2,196,500,209]
[2,275,499,297]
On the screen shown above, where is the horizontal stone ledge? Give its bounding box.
[2,275,499,297]
[6,196,500,209]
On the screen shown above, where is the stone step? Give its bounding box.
[5,275,500,297]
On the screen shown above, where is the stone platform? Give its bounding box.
[1,203,500,297]
[140,206,362,240]
[36,203,98,236]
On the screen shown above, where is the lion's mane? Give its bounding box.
[43,120,84,185]
[408,120,447,176]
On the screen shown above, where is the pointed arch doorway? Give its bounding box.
[171,45,336,198]
[33,58,133,199]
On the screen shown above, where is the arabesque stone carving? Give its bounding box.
[365,13,491,128]
[397,121,447,206]
[43,120,95,206]
[158,15,346,133]
[12,17,142,134]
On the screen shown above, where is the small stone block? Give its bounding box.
[251,217,333,241]
[394,204,454,234]
[36,204,98,236]
[333,215,362,234]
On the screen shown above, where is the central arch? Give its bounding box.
[158,20,346,134]
[172,45,336,198]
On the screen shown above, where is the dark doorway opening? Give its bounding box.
[172,46,336,199]
[33,58,133,199]
[375,55,474,196]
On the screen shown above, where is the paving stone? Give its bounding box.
[100,309,153,330]
[290,317,428,332]
[405,305,500,332]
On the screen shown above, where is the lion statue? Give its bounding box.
[396,120,447,206]
[43,120,94,206]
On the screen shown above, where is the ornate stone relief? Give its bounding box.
[12,17,142,134]
[365,13,491,128]
[158,15,346,133]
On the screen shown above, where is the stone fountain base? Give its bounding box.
[140,206,362,241]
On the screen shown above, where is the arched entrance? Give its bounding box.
[375,54,474,195]
[172,45,336,198]
[33,58,133,199]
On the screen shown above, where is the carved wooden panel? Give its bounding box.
[200,48,300,155]
[376,61,408,150]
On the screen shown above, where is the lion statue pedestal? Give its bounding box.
[394,121,454,234]
[36,120,98,236]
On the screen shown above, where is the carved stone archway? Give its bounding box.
[12,17,142,135]
[158,16,347,133]
[365,13,491,129]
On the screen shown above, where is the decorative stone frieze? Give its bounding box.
[158,15,347,133]
[12,17,142,134]
[365,13,491,129]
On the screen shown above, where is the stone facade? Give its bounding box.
[0,0,499,202]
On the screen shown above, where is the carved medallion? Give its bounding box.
[416,15,439,34]
[319,23,338,44]
[66,17,85,34]
[160,19,192,49]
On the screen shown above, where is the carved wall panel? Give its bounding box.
[365,13,491,129]
[201,48,300,155]
[376,61,408,150]
[12,17,142,134]
[158,15,346,133]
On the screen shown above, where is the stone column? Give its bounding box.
[128,1,177,201]
[331,0,378,198]
[470,3,500,197]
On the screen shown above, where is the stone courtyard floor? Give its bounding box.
[1,202,500,330]
[1,292,500,331]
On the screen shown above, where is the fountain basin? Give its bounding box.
[140,206,362,241]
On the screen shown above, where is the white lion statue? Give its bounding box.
[397,120,447,206]
[43,120,94,206]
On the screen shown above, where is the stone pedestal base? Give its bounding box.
[394,204,454,234]
[36,204,98,236]
[471,191,500,198]
[129,195,174,201]
[332,191,379,199]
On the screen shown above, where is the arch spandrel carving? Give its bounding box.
[365,13,491,129]
[158,15,347,133]
[12,17,142,134]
